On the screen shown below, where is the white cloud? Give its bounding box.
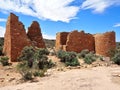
[43,33,55,40]
[0,26,5,37]
[81,0,120,13]
[113,23,120,27]
[0,0,80,22]
[0,18,6,22]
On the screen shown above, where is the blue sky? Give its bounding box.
[0,0,120,41]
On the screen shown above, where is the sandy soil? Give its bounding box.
[1,66,120,90]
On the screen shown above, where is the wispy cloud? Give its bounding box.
[43,33,55,40]
[81,0,120,13]
[0,0,80,22]
[113,23,120,27]
[0,18,6,22]
[0,26,5,37]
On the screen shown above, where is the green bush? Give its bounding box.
[18,46,35,61]
[0,46,3,56]
[57,50,79,66]
[33,70,46,77]
[23,71,33,80]
[84,52,96,64]
[17,61,32,80]
[34,48,54,69]
[78,49,89,59]
[65,57,79,66]
[17,46,54,80]
[0,56,9,66]
[18,46,35,68]
[112,52,120,65]
[57,50,67,62]
[109,44,120,65]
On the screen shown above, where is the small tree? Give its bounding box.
[0,56,9,66]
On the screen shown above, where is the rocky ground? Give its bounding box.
[1,56,120,90]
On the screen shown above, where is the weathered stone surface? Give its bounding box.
[55,32,69,50]
[64,30,95,52]
[3,13,31,62]
[55,30,95,53]
[94,31,116,56]
[55,30,116,57]
[3,13,46,62]
[27,21,46,48]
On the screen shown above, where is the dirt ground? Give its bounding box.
[1,65,120,90]
[1,56,120,90]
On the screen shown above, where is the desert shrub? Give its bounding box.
[18,46,35,68]
[65,57,79,66]
[34,49,54,69]
[0,56,9,66]
[57,50,67,62]
[0,46,3,56]
[78,49,89,59]
[109,44,120,65]
[36,48,49,56]
[111,48,120,65]
[33,70,46,77]
[57,50,79,66]
[17,46,54,80]
[84,52,96,64]
[17,61,33,80]
[0,38,4,56]
[112,53,120,65]
[24,71,33,80]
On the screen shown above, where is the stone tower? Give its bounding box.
[27,21,46,48]
[3,13,31,62]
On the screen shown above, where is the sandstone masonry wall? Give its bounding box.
[94,31,116,56]
[55,30,116,57]
[3,13,31,62]
[64,30,95,53]
[27,21,46,48]
[55,32,69,50]
[3,13,45,62]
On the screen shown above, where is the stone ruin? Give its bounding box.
[55,30,116,57]
[3,13,45,62]
[94,32,116,57]
[27,21,46,48]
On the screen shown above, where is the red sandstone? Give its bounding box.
[27,21,45,48]
[3,13,45,62]
[55,30,116,57]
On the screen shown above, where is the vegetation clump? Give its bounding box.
[57,50,80,66]
[78,50,97,64]
[110,43,120,65]
[17,46,55,80]
[0,56,9,66]
[84,52,96,64]
[0,38,4,56]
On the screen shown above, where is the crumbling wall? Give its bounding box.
[94,31,116,56]
[3,13,31,62]
[55,32,69,50]
[3,13,46,62]
[27,21,46,48]
[64,30,95,53]
[55,30,116,56]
